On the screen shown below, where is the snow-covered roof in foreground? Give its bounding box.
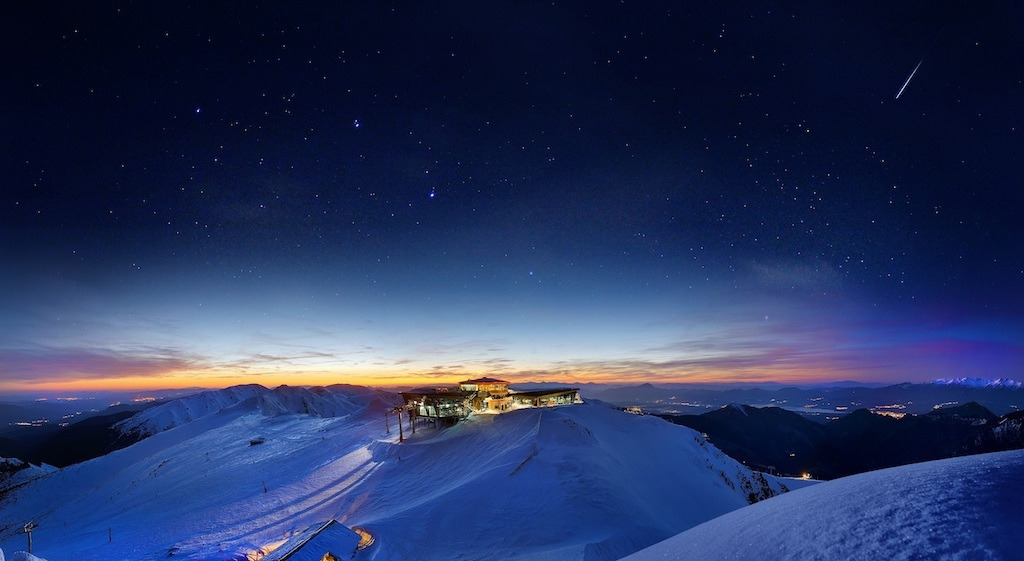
[622,448,1024,561]
[260,520,360,561]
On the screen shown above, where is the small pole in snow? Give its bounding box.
[24,521,37,553]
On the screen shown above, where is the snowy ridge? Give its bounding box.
[114,383,400,438]
[723,402,750,416]
[931,377,1023,389]
[113,384,268,437]
[0,458,57,493]
[253,384,397,418]
[623,449,1024,561]
[0,399,794,561]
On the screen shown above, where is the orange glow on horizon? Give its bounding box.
[0,362,864,393]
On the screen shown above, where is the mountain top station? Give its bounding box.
[400,377,581,428]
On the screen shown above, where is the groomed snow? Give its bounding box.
[0,387,791,561]
[622,448,1024,561]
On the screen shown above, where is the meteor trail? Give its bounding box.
[896,59,923,99]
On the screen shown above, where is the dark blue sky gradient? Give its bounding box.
[2,2,1022,390]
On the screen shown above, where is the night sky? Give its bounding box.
[3,2,1023,392]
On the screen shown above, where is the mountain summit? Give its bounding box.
[0,388,793,561]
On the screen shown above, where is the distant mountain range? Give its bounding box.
[932,377,1023,389]
[7,378,1022,470]
[660,402,1024,479]
[590,380,1024,417]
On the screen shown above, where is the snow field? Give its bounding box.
[0,387,790,561]
[622,448,1024,561]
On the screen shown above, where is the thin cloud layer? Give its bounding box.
[0,346,206,385]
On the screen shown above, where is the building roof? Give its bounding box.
[459,377,509,385]
[261,520,361,561]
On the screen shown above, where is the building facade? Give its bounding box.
[401,379,582,427]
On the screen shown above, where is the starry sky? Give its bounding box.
[3,2,1023,392]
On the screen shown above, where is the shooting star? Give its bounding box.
[895,59,923,100]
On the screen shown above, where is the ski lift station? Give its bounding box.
[400,377,581,427]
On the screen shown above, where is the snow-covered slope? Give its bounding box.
[112,384,268,437]
[352,404,789,561]
[0,396,791,561]
[622,448,1024,561]
[114,383,394,438]
[0,458,57,493]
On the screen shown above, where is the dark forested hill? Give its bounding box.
[660,402,1024,479]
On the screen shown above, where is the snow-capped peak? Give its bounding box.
[931,378,1023,389]
[723,402,751,416]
